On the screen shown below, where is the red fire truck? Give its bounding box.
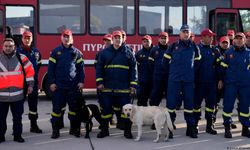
[0,0,249,97]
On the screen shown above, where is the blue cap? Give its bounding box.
[180,24,190,31]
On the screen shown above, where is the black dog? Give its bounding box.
[76,101,103,138]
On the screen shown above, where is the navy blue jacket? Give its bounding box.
[17,46,41,79]
[96,44,137,92]
[148,43,168,81]
[195,43,222,83]
[162,40,201,82]
[135,45,153,84]
[221,46,250,87]
[48,44,85,89]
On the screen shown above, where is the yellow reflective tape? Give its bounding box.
[220,62,228,68]
[49,57,56,63]
[148,57,154,61]
[96,78,103,82]
[51,112,61,117]
[61,107,66,111]
[216,58,221,62]
[68,111,76,116]
[101,114,113,119]
[248,64,250,70]
[102,89,113,92]
[194,55,201,61]
[37,60,42,64]
[223,112,232,117]
[114,90,130,93]
[164,54,171,59]
[76,58,84,64]
[193,109,201,112]
[104,65,129,70]
[29,111,37,115]
[205,107,214,113]
[121,114,128,118]
[184,109,193,113]
[113,107,121,111]
[167,108,176,113]
[130,81,137,85]
[240,112,250,117]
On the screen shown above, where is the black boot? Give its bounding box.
[69,121,81,138]
[97,120,109,138]
[0,136,5,143]
[58,111,65,129]
[206,119,217,135]
[242,126,250,138]
[13,135,25,143]
[29,114,42,133]
[224,124,232,138]
[186,125,198,138]
[194,119,199,135]
[51,122,60,139]
[124,121,133,139]
[169,130,173,139]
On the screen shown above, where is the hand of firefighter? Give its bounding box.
[218,80,223,90]
[50,83,57,92]
[97,84,104,90]
[130,87,136,95]
[27,86,33,94]
[78,83,84,90]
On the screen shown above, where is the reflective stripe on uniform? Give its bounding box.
[101,114,113,119]
[148,57,154,61]
[193,109,201,112]
[29,111,37,115]
[130,81,137,85]
[61,107,66,111]
[121,114,128,118]
[0,90,23,96]
[220,62,228,68]
[76,58,84,64]
[0,71,22,76]
[240,112,250,117]
[51,112,61,117]
[96,78,103,82]
[0,62,8,72]
[223,112,232,117]
[205,107,214,113]
[194,55,201,60]
[49,57,56,63]
[248,64,250,70]
[68,111,76,116]
[104,65,129,70]
[101,89,130,93]
[184,109,193,113]
[24,61,32,69]
[26,77,34,81]
[164,54,171,59]
[113,107,121,111]
[167,108,176,113]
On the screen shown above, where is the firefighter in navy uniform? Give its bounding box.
[148,32,169,106]
[0,38,35,143]
[221,32,250,138]
[213,36,230,124]
[162,24,201,138]
[16,31,42,133]
[245,31,250,49]
[96,30,137,139]
[194,29,222,135]
[135,35,153,106]
[48,29,85,139]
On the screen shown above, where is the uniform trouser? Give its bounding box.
[99,92,131,124]
[149,79,167,106]
[137,82,152,106]
[167,81,195,125]
[0,100,24,136]
[51,88,80,124]
[27,79,39,120]
[223,84,250,127]
[194,83,216,121]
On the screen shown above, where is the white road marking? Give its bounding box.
[34,138,73,145]
[154,139,210,149]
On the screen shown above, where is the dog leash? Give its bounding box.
[88,135,95,150]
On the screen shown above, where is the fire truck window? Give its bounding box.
[39,0,86,34]
[239,10,250,32]
[0,11,3,33]
[139,0,182,35]
[216,13,237,37]
[187,0,230,34]
[90,0,135,35]
[6,6,34,35]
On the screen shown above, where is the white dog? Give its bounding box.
[122,104,173,142]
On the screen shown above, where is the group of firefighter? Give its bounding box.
[1,24,250,144]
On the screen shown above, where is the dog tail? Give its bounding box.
[165,110,174,132]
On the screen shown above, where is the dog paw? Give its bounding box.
[153,139,159,143]
[164,138,169,142]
